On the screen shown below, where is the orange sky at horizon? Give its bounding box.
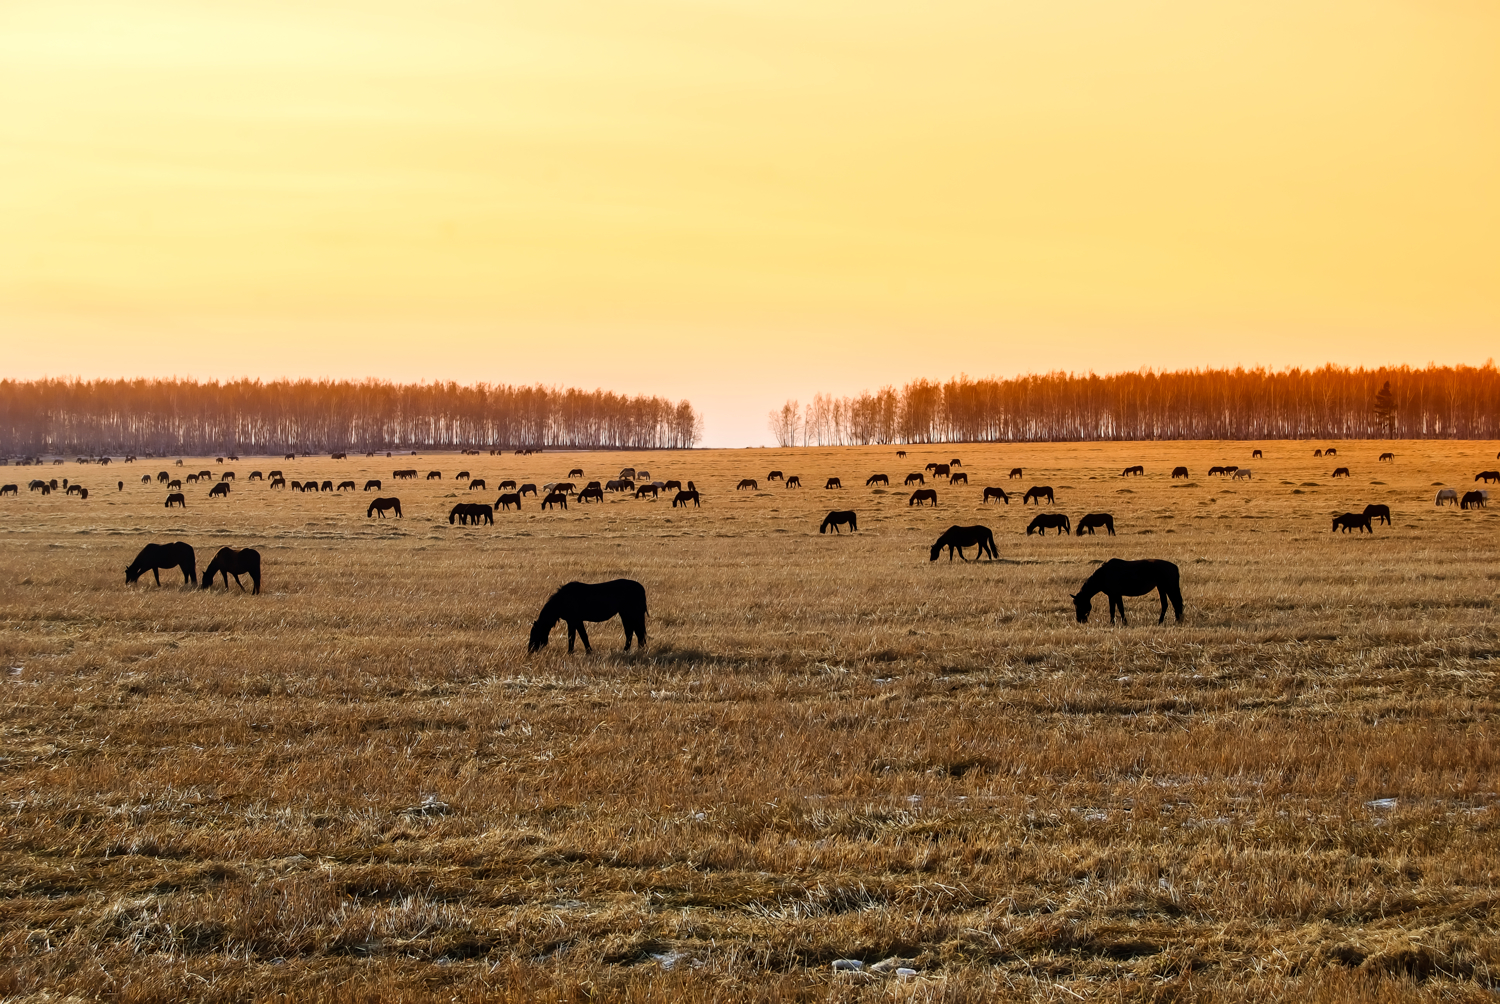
[2,1,1497,445]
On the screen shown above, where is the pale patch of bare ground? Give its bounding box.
[1,441,1496,1001]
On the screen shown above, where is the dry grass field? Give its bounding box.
[1,440,1497,1002]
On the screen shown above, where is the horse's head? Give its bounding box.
[1072,593,1091,623]
[929,541,942,561]
[125,566,139,584]
[527,620,552,653]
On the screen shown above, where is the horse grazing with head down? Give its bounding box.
[983,486,1009,504]
[1076,513,1115,535]
[528,579,647,654]
[495,492,522,510]
[1232,468,1252,481]
[165,492,186,508]
[469,479,487,491]
[825,478,842,489]
[1009,468,1023,479]
[209,482,230,498]
[1073,559,1182,625]
[449,502,494,525]
[569,468,584,478]
[767,471,783,481]
[1121,465,1144,477]
[820,510,857,533]
[1379,452,1395,462]
[367,497,402,518]
[1332,467,1350,478]
[737,479,758,491]
[579,486,604,502]
[908,489,938,506]
[1461,490,1488,510]
[363,479,381,491]
[672,490,700,507]
[949,472,968,485]
[201,547,261,594]
[1171,466,1189,479]
[865,474,888,487]
[1436,489,1458,506]
[1332,512,1372,533]
[1022,486,1054,505]
[126,541,197,586]
[338,481,356,491]
[1252,449,1263,459]
[905,472,925,486]
[785,476,801,488]
[929,525,997,562]
[541,492,569,510]
[1027,513,1070,536]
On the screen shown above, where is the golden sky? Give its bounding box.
[2,0,1497,444]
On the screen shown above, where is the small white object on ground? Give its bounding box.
[831,959,864,972]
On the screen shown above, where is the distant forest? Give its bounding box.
[770,364,1500,446]
[0,378,703,456]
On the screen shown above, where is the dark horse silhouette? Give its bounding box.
[201,546,261,594]
[1073,558,1182,625]
[367,497,402,518]
[908,489,938,506]
[528,579,647,654]
[1076,513,1115,536]
[165,492,186,508]
[1009,468,1023,479]
[126,541,197,586]
[1363,503,1391,525]
[1027,513,1070,536]
[364,479,381,491]
[569,468,584,478]
[929,525,997,562]
[672,490,700,507]
[1022,486,1054,505]
[1461,490,1487,510]
[450,502,494,525]
[541,492,568,510]
[495,492,522,510]
[865,474,888,487]
[785,476,801,488]
[1332,512,1372,533]
[469,479,487,491]
[825,478,842,489]
[1121,465,1144,477]
[1379,452,1394,462]
[1171,466,1189,479]
[1325,448,1337,457]
[737,478,758,490]
[905,472,925,486]
[767,470,784,481]
[983,486,1009,504]
[1475,470,1500,484]
[338,481,356,491]
[579,486,604,502]
[820,510,857,533]
[519,483,538,497]
[1332,467,1350,478]
[1313,449,1323,458]
[209,482,230,498]
[949,472,968,485]
[1252,449,1263,459]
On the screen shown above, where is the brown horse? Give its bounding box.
[737,478,758,490]
[949,472,968,485]
[1252,449,1263,459]
[1476,471,1500,484]
[1332,467,1350,478]
[1461,490,1488,510]
[983,486,1009,504]
[908,489,938,506]
[338,480,356,491]
[209,482,230,498]
[363,479,381,491]
[1363,503,1391,524]
[569,468,585,478]
[767,470,784,481]
[785,476,801,488]
[165,492,186,508]
[1008,468,1023,479]
[495,492,523,510]
[672,490,701,507]
[1379,452,1394,462]
[541,491,569,510]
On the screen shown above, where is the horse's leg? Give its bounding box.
[566,622,577,652]
[1157,587,1168,624]
[152,567,162,586]
[576,622,591,653]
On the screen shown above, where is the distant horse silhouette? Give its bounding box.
[1208,466,1227,477]
[269,477,286,489]
[363,479,381,491]
[1073,558,1182,625]
[528,579,647,654]
[1171,467,1189,479]
[269,470,283,480]
[1232,469,1252,481]
[949,458,962,468]
[66,484,83,495]
[519,483,538,497]
[209,482,230,498]
[905,472,925,486]
[569,468,585,478]
[141,475,152,484]
[866,474,889,487]
[186,474,199,484]
[983,486,1010,504]
[1379,452,1394,462]
[1332,467,1350,478]
[931,464,950,478]
[1076,513,1115,535]
[1022,486,1054,505]
[367,497,402,518]
[619,467,637,479]
[1313,450,1323,457]
[1026,513,1070,536]
[157,471,170,483]
[1325,448,1337,457]
[664,480,682,492]
[338,480,356,491]
[331,452,346,460]
[449,502,493,524]
[1363,504,1391,525]
[1436,488,1458,506]
[126,541,196,586]
[165,492,186,508]
[1009,468,1023,479]
[284,453,295,460]
[825,478,842,489]
[579,486,604,502]
[672,490,700,507]
[929,524,997,562]
[468,479,486,490]
[289,481,304,492]
[541,491,569,510]
[1461,490,1488,510]
[220,472,235,481]
[605,479,632,492]
[820,510,858,533]
[767,470,784,481]
[201,546,261,594]
[737,479,758,490]
[500,480,517,490]
[319,481,333,492]
[635,471,651,481]
[1121,465,1144,477]
[168,479,182,490]
[949,472,968,485]
[925,462,938,472]
[1252,449,1263,459]
[394,469,417,479]
[908,489,938,506]
[635,484,658,499]
[427,471,442,480]
[495,492,522,510]
[1476,471,1500,484]
[896,450,907,457]
[785,476,801,488]
[1332,512,1372,533]
[0,484,15,496]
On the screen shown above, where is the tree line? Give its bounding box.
[0,378,703,456]
[769,364,1500,445]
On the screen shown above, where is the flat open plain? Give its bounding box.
[1,440,1497,1002]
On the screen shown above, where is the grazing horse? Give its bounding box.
[1313,449,1323,458]
[220,472,235,481]
[1332,512,1372,533]
[820,510,857,533]
[289,481,304,492]
[0,484,15,496]
[201,546,261,594]
[825,477,842,489]
[449,502,493,525]
[186,474,199,484]
[284,453,295,460]
[664,480,682,491]
[1379,452,1394,462]
[605,479,631,492]
[908,489,938,506]
[495,492,522,510]
[367,497,402,518]
[619,468,637,479]
[929,524,997,562]
[767,471,784,481]
[1072,558,1182,625]
[635,471,651,481]
[949,458,962,468]
[338,480,356,491]
[1332,467,1350,478]
[268,470,283,480]
[1363,504,1391,525]
[1208,466,1227,477]
[319,481,333,492]
[541,491,569,510]
[579,486,604,502]
[896,450,907,457]
[1325,448,1337,457]
[635,484,659,499]
[426,471,442,480]
[126,541,197,586]
[1022,486,1054,505]
[1252,449,1263,459]
[519,483,538,497]
[1171,466,1189,479]
[528,579,648,654]
[140,475,153,484]
[1121,465,1144,477]
[500,480,517,490]
[209,482,230,498]
[463,478,484,491]
[866,474,889,487]
[1026,513,1071,536]
[157,471,170,483]
[931,464,950,478]
[737,478,758,490]
[672,490,700,507]
[1476,471,1500,484]
[905,472,925,486]
[785,476,802,488]
[269,477,286,489]
[983,486,1010,504]
[165,492,187,508]
[1232,469,1253,481]
[1009,468,1023,479]
[569,468,585,478]
[394,469,417,479]
[1076,513,1115,536]
[949,472,968,485]
[1461,490,1488,510]
[1436,489,1459,506]
[363,479,381,491]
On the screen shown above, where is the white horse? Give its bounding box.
[1436,488,1458,506]
[1231,468,1252,480]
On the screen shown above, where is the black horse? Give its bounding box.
[820,510,857,533]
[209,482,230,498]
[165,492,187,508]
[1252,449,1263,459]
[1027,513,1071,535]
[908,489,938,506]
[1332,512,1372,533]
[929,525,997,562]
[338,480,356,491]
[672,490,701,507]
[1022,486,1054,505]
[201,546,261,594]
[865,474,888,487]
[364,479,381,491]
[737,479,758,490]
[949,472,968,485]
[541,491,568,510]
[785,476,801,488]
[1072,558,1182,625]
[1008,468,1023,479]
[1121,465,1144,476]
[824,478,842,489]
[449,502,493,525]
[126,541,197,586]
[528,579,648,654]
[1076,513,1115,536]
[1363,503,1391,525]
[367,497,402,518]
[1461,490,1487,510]
[495,492,522,510]
[983,486,1009,504]
[579,486,605,502]
[905,472,925,486]
[1171,466,1189,479]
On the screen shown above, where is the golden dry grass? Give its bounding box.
[1,440,1497,1002]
